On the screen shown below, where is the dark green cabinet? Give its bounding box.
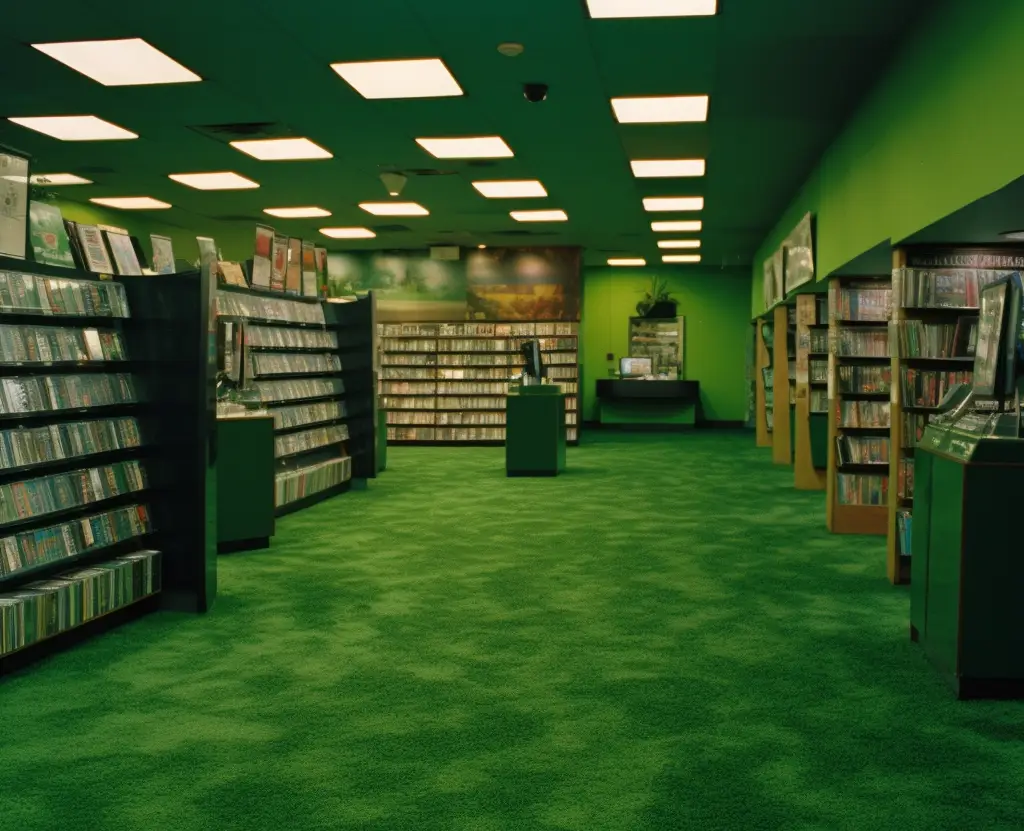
[217,416,275,553]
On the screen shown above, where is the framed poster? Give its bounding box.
[106,231,143,275]
[783,212,815,294]
[301,241,317,297]
[0,150,29,260]
[75,224,114,273]
[252,224,274,288]
[773,246,785,301]
[270,234,288,291]
[285,238,302,294]
[28,201,74,268]
[150,234,175,274]
[314,247,328,297]
[762,256,776,310]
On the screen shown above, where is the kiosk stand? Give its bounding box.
[505,340,567,477]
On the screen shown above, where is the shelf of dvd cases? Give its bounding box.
[826,277,893,536]
[884,248,1020,584]
[771,306,792,464]
[794,294,828,489]
[755,317,772,448]
[379,321,579,445]
[275,455,352,507]
[0,263,182,670]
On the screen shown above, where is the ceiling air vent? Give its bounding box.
[189,122,291,142]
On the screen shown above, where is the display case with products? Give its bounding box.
[628,317,683,377]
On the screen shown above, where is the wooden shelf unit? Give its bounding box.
[755,316,773,448]
[771,303,797,465]
[794,293,829,490]
[826,276,892,536]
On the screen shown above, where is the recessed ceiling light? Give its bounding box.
[658,240,701,249]
[416,136,514,159]
[611,95,709,124]
[608,258,647,266]
[320,227,376,239]
[644,197,704,212]
[8,115,137,141]
[663,254,701,263]
[29,173,93,186]
[631,159,706,178]
[169,172,259,191]
[478,244,487,249]
[264,207,332,218]
[331,58,463,99]
[473,180,547,198]
[652,220,702,232]
[90,197,170,210]
[230,137,333,161]
[510,210,568,222]
[359,202,429,216]
[31,38,201,86]
[587,0,716,18]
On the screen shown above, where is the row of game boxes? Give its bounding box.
[251,353,341,377]
[0,504,152,580]
[386,426,580,442]
[0,416,141,471]
[252,378,345,404]
[217,292,325,325]
[0,325,125,365]
[380,322,577,337]
[246,326,337,350]
[272,400,347,431]
[274,424,349,458]
[0,460,145,528]
[388,411,579,427]
[383,395,579,411]
[382,352,577,367]
[0,550,159,656]
[0,272,130,319]
[0,374,136,416]
[274,456,351,507]
[381,366,577,381]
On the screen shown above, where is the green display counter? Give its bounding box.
[216,415,276,553]
[911,418,1024,698]
[506,385,566,477]
[595,379,700,426]
[809,413,829,469]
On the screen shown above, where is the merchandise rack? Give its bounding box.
[216,287,374,517]
[379,321,579,446]
[754,317,772,448]
[793,292,829,489]
[885,245,1023,584]
[772,303,795,465]
[826,275,892,536]
[0,258,215,675]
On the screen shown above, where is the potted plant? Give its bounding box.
[636,276,678,318]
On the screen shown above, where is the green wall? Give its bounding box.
[752,0,1024,315]
[582,267,751,423]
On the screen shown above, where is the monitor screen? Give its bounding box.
[973,280,1009,397]
[620,357,653,377]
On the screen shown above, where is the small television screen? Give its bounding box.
[620,357,653,377]
[973,280,1010,397]
[520,340,546,379]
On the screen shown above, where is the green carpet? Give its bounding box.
[2,432,1024,830]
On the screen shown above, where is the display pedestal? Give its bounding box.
[506,386,566,477]
[911,425,1024,699]
[595,380,700,426]
[217,416,275,553]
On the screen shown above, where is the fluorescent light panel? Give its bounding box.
[510,210,568,222]
[652,220,702,232]
[230,137,332,161]
[608,258,646,266]
[612,95,709,124]
[8,115,136,141]
[320,227,376,239]
[359,202,429,216]
[264,207,331,218]
[331,58,462,99]
[663,254,701,263]
[416,136,513,159]
[90,197,170,210]
[587,0,716,18]
[31,38,201,86]
[472,180,547,199]
[30,173,92,185]
[644,196,704,212]
[631,159,705,178]
[658,240,701,249]
[169,172,259,190]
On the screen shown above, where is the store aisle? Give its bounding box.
[2,433,1023,831]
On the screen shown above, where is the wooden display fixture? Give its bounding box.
[755,317,772,448]
[772,304,795,465]
[885,244,1024,584]
[793,293,829,490]
[826,275,892,536]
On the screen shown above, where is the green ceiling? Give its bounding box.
[1,0,940,266]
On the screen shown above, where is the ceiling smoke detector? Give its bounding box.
[380,171,408,197]
[497,43,525,57]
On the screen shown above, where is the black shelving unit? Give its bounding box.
[0,258,215,675]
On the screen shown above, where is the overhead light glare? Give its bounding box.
[331,58,463,99]
[658,240,701,249]
[416,136,513,159]
[472,180,547,199]
[31,38,201,86]
[662,254,702,263]
[587,0,717,18]
[320,227,376,239]
[90,197,171,210]
[29,173,93,186]
[8,115,137,141]
[263,207,332,218]
[608,258,647,267]
[644,197,704,212]
[359,202,429,216]
[612,95,709,124]
[631,159,706,178]
[999,230,1024,241]
[510,210,568,222]
[169,172,259,191]
[230,137,333,161]
[652,220,702,232]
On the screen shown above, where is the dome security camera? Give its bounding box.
[523,83,549,103]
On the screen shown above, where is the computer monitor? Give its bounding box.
[620,356,653,377]
[973,273,1024,398]
[520,340,546,381]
